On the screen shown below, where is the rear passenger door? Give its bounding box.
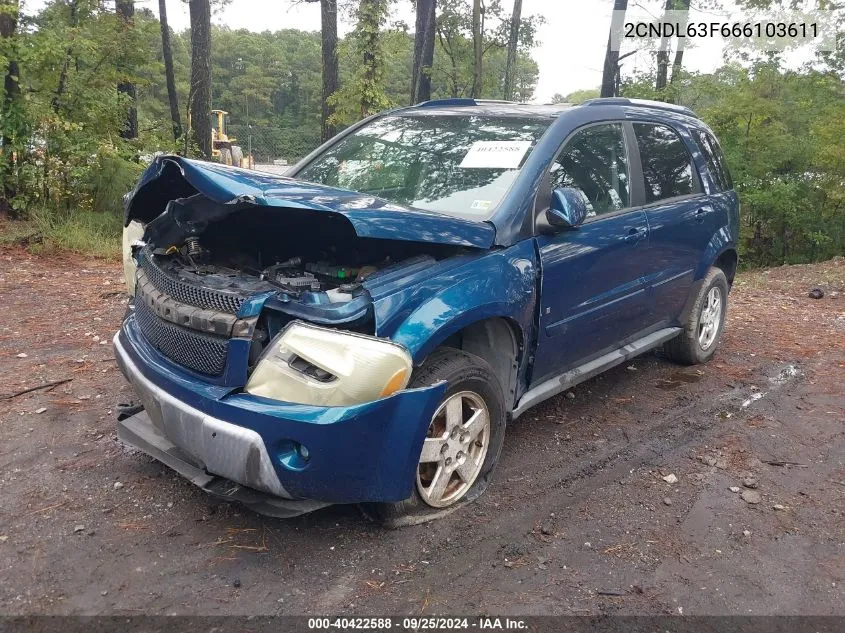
[631,122,716,326]
[532,123,651,384]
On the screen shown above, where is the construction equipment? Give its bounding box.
[211,110,253,168]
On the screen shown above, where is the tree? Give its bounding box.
[52,0,80,113]
[470,0,481,97]
[319,0,339,140]
[655,0,674,91]
[600,0,627,97]
[0,0,21,214]
[669,0,691,85]
[115,0,138,139]
[188,0,212,158]
[564,88,600,104]
[356,0,390,118]
[159,0,182,141]
[503,0,521,101]
[410,0,436,104]
[305,0,339,141]
[433,0,540,100]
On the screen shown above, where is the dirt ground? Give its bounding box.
[0,248,843,616]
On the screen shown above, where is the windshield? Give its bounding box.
[296,114,550,220]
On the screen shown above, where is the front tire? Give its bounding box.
[664,266,729,365]
[365,349,507,527]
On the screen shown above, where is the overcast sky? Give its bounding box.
[128,0,743,101]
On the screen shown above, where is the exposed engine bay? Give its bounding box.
[148,247,381,301]
[136,193,466,305]
[125,193,475,377]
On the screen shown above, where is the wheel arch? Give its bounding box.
[696,228,737,282]
[713,248,738,286]
[411,315,524,411]
[680,245,737,328]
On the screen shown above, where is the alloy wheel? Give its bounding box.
[698,286,723,351]
[416,391,491,508]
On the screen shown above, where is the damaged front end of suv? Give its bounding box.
[115,155,537,520]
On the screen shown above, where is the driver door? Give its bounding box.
[531,123,652,385]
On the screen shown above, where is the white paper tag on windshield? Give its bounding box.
[459,140,532,169]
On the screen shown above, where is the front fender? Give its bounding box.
[374,240,538,362]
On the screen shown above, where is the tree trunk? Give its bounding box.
[360,0,377,117]
[655,0,673,91]
[410,0,436,105]
[436,27,460,97]
[670,0,691,85]
[503,0,521,101]
[600,0,628,98]
[189,0,212,159]
[320,0,339,140]
[53,0,79,113]
[116,0,138,139]
[357,0,387,118]
[471,0,482,98]
[159,0,182,141]
[0,0,20,215]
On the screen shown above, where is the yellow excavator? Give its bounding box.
[210,109,253,168]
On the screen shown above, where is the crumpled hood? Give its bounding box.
[125,155,496,249]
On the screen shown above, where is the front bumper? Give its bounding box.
[114,318,446,510]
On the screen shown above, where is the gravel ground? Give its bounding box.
[0,248,843,616]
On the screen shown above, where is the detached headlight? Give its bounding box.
[245,322,413,406]
[122,220,145,296]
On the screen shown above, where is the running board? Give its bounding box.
[512,327,682,419]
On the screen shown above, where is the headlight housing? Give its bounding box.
[122,220,145,296]
[245,322,413,406]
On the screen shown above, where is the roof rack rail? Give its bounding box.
[415,98,478,108]
[414,98,520,108]
[582,97,696,117]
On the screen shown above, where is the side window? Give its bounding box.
[695,129,733,192]
[549,123,629,218]
[633,123,696,203]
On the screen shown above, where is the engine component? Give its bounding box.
[274,268,319,291]
[356,265,379,281]
[185,236,205,259]
[306,262,359,281]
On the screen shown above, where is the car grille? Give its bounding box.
[134,299,229,376]
[137,251,246,315]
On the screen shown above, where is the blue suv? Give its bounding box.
[116,97,739,525]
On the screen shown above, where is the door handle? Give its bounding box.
[623,227,647,243]
[695,207,711,224]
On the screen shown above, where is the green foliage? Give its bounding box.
[328,0,393,125]
[0,1,148,220]
[622,61,845,266]
[30,206,124,257]
[0,0,562,258]
[553,88,600,104]
[0,207,123,257]
[433,0,541,99]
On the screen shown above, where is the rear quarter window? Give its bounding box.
[633,123,697,203]
[694,129,734,192]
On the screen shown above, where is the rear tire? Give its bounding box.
[231,145,244,168]
[364,348,507,527]
[218,147,233,166]
[664,266,729,365]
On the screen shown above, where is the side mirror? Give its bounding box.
[546,187,587,229]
